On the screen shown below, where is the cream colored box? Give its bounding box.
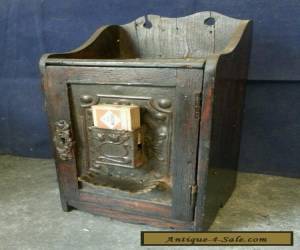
[91,104,141,131]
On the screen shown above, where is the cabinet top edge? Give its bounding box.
[45,58,205,69]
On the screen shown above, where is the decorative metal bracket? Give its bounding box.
[53,120,73,161]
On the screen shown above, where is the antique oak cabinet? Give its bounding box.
[40,12,252,230]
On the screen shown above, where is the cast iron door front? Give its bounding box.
[47,66,202,222]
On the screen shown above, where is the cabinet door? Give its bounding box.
[46,66,202,222]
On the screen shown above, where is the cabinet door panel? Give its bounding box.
[47,66,202,221]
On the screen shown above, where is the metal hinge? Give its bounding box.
[190,184,198,206]
[194,92,202,119]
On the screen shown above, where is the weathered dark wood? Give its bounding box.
[194,20,253,230]
[68,199,194,230]
[171,69,202,221]
[42,67,79,204]
[122,12,215,58]
[45,58,205,69]
[79,191,172,218]
[40,11,252,230]
[46,66,178,85]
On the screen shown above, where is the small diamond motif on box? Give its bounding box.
[100,111,121,129]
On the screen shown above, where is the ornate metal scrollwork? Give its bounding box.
[80,94,98,108]
[79,93,173,173]
[143,98,172,162]
[94,130,132,165]
[78,94,174,192]
[89,127,144,168]
[53,120,73,160]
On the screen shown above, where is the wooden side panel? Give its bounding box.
[47,26,121,59]
[194,21,252,230]
[171,69,203,221]
[212,12,243,53]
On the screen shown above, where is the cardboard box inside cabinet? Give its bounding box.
[92,104,141,131]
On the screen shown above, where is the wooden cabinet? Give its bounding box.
[40,11,252,230]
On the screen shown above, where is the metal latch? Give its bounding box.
[194,92,202,119]
[190,184,198,206]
